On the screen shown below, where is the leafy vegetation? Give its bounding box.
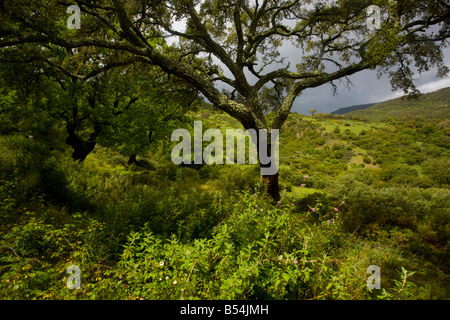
[1,103,448,300]
[0,0,449,301]
[348,87,450,122]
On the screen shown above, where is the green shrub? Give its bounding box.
[423,158,450,186]
[0,134,74,206]
[380,164,418,182]
[363,155,372,164]
[215,165,260,193]
[96,193,356,299]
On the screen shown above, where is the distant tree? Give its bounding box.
[1,0,449,200]
[363,155,372,164]
[309,109,317,117]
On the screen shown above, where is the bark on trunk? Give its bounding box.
[65,123,97,162]
[128,153,138,165]
[262,170,280,202]
[257,134,280,202]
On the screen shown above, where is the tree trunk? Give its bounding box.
[262,171,280,202]
[128,153,138,165]
[256,132,280,202]
[65,123,97,162]
[242,118,281,202]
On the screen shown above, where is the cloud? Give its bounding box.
[290,44,450,115]
[417,77,450,93]
[292,52,450,115]
[166,18,450,116]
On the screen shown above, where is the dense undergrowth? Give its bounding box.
[0,112,449,300]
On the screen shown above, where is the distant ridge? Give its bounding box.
[347,87,450,121]
[331,103,377,115]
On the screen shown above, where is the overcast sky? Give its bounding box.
[170,16,450,116]
[292,47,450,115]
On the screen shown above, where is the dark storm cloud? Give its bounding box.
[292,47,450,115]
[170,15,450,116]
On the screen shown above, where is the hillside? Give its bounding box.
[1,105,449,300]
[347,87,450,121]
[331,103,376,115]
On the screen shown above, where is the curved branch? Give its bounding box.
[271,60,371,130]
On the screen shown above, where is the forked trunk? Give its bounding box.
[242,114,281,202]
[66,125,96,162]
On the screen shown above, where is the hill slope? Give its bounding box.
[347,87,450,121]
[331,103,376,115]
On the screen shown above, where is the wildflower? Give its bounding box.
[165,276,169,280]
[311,207,316,212]
[334,208,339,212]
[304,175,309,178]
[301,184,305,187]
[278,200,282,204]
[173,280,177,285]
[327,220,331,225]
[291,203,295,206]
[294,259,299,264]
[254,193,257,197]
[159,261,164,266]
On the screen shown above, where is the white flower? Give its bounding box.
[173,280,177,285]
[159,261,164,266]
[165,276,169,280]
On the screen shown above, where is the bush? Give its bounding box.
[363,155,372,164]
[279,166,307,186]
[0,134,74,206]
[95,193,359,299]
[338,186,450,240]
[215,165,260,193]
[423,158,450,186]
[380,164,418,182]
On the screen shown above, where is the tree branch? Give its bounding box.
[271,60,371,130]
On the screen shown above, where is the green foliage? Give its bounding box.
[380,163,418,182]
[377,267,418,300]
[1,105,449,300]
[0,0,449,300]
[349,87,450,122]
[215,165,260,193]
[363,155,372,164]
[423,158,450,186]
[93,193,371,300]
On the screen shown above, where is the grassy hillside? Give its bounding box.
[348,87,450,121]
[1,105,449,300]
[331,103,377,115]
